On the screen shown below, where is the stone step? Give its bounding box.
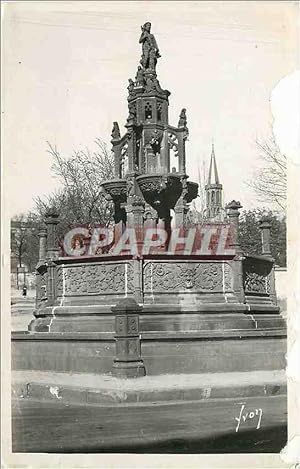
[12,369,286,407]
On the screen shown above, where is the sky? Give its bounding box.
[2,1,298,217]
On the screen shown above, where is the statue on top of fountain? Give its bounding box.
[139,22,161,71]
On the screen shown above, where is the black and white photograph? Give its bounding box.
[1,1,299,467]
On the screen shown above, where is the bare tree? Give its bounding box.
[248,138,287,211]
[35,139,114,234]
[11,212,40,274]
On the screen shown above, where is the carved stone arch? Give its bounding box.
[156,101,163,121]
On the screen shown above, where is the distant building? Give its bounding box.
[203,143,226,222]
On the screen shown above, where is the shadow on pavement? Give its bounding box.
[18,425,285,454]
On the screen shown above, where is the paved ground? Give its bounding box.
[10,290,287,453]
[11,291,35,331]
[12,395,287,453]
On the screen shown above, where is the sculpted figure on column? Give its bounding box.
[139,22,161,71]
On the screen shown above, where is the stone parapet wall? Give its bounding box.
[37,255,237,308]
[11,330,286,376]
[31,254,281,333]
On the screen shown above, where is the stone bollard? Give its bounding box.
[112,298,146,378]
[225,200,244,303]
[225,200,243,253]
[259,217,272,256]
[259,216,277,305]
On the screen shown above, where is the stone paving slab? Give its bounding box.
[12,369,286,406]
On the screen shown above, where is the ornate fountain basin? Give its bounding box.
[101,179,127,204]
[136,173,182,209]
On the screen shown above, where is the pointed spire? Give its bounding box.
[207,142,220,185]
[204,141,224,221]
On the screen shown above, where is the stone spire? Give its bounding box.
[207,143,219,185]
[205,143,223,221]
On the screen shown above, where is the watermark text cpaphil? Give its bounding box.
[61,223,236,257]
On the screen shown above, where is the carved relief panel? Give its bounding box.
[115,315,139,336]
[56,266,63,296]
[243,258,272,295]
[36,270,48,304]
[58,263,134,296]
[143,261,224,293]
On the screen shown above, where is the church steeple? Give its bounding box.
[207,143,220,185]
[205,143,223,221]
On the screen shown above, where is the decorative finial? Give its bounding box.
[139,22,161,71]
[226,200,242,211]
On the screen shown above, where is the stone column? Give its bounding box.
[132,258,143,304]
[259,217,272,256]
[174,197,188,228]
[45,209,60,258]
[160,130,170,173]
[125,195,145,255]
[112,298,146,378]
[225,200,244,303]
[157,208,172,252]
[36,228,47,308]
[38,227,47,262]
[225,200,242,253]
[44,209,60,306]
[177,132,186,174]
[259,217,277,304]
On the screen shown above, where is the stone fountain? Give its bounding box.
[12,23,286,378]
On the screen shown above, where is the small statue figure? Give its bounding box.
[127,178,135,197]
[135,66,145,87]
[139,22,161,71]
[127,78,135,95]
[126,103,136,126]
[145,76,156,93]
[178,108,187,128]
[111,122,121,140]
